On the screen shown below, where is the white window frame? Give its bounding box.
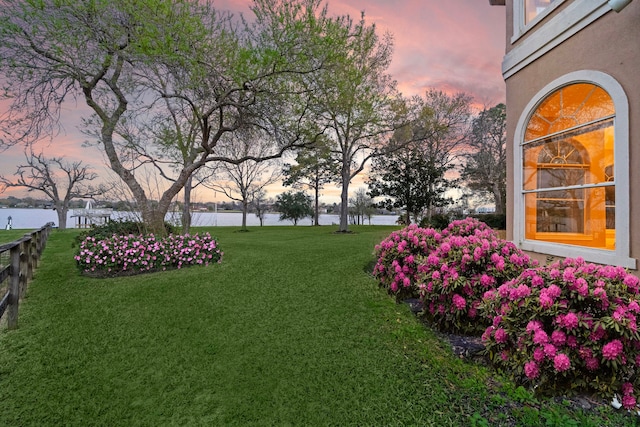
[505,0,613,79]
[512,0,566,42]
[513,70,635,269]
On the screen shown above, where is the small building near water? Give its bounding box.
[71,200,113,228]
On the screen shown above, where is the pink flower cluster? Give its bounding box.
[75,232,223,276]
[482,257,640,409]
[373,224,443,299]
[440,217,497,239]
[622,382,637,409]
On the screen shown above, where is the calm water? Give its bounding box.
[0,208,399,230]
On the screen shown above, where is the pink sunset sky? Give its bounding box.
[0,0,506,202]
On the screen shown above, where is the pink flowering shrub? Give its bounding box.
[417,230,537,334]
[75,232,223,277]
[441,217,498,239]
[373,224,444,300]
[482,257,640,408]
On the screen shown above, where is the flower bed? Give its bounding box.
[75,232,223,277]
[482,257,640,409]
[373,218,640,413]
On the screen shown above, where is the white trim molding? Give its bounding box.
[512,0,567,43]
[609,0,633,12]
[504,0,612,79]
[513,70,635,269]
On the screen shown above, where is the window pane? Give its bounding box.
[525,186,613,249]
[525,0,553,24]
[534,189,585,233]
[523,119,614,191]
[525,84,614,142]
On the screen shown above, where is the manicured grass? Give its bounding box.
[0,228,44,246]
[0,226,635,426]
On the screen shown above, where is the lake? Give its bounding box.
[0,208,399,230]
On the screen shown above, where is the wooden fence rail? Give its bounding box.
[0,222,55,330]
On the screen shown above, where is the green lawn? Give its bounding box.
[0,229,41,246]
[0,226,634,426]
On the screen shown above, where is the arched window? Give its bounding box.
[514,71,633,268]
[523,83,614,249]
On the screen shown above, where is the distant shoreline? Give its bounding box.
[0,208,399,229]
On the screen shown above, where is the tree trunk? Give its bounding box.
[182,176,193,234]
[56,205,68,230]
[141,203,167,235]
[493,181,505,215]
[99,120,196,236]
[314,181,320,226]
[241,200,248,231]
[338,166,350,232]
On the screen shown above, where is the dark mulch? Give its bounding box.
[402,298,486,359]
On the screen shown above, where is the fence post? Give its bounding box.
[7,244,21,330]
[33,229,42,267]
[19,239,30,297]
[30,233,38,270]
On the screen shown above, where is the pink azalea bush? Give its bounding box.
[75,232,223,277]
[482,257,640,408]
[373,218,501,301]
[417,225,537,334]
[373,224,444,300]
[440,217,498,239]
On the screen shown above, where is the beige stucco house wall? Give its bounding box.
[491,0,639,271]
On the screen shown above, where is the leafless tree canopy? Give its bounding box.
[203,130,282,230]
[0,151,107,228]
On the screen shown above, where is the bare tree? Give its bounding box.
[412,89,473,222]
[250,189,271,226]
[204,132,281,230]
[349,188,375,225]
[367,90,472,225]
[0,151,106,229]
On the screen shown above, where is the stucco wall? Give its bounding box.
[504,1,640,267]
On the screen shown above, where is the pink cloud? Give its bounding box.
[323,0,505,104]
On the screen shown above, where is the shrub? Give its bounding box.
[417,230,537,334]
[471,213,506,230]
[418,213,451,230]
[373,218,503,304]
[373,224,443,300]
[441,217,498,238]
[75,232,223,277]
[482,257,640,408]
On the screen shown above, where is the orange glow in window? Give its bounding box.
[523,84,615,250]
